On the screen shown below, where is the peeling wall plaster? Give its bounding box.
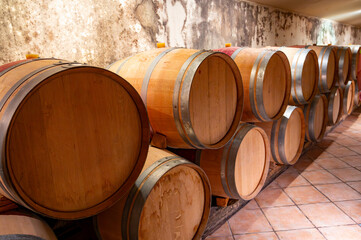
[0,0,360,67]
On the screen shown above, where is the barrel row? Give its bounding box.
[1,43,360,239]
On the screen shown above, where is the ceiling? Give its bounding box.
[247,0,361,27]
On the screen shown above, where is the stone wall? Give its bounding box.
[1,0,360,67]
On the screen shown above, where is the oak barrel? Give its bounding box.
[304,94,328,142]
[0,210,56,240]
[95,146,211,240]
[196,123,270,200]
[326,87,343,126]
[335,46,352,86]
[255,106,305,165]
[108,48,244,149]
[268,47,318,105]
[349,45,361,82]
[302,46,337,93]
[0,59,150,219]
[342,80,355,115]
[215,47,291,122]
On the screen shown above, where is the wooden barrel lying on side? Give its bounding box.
[214,47,291,122]
[335,46,352,86]
[326,87,343,125]
[302,46,337,93]
[342,80,355,115]
[255,106,305,165]
[304,95,328,142]
[0,210,56,240]
[268,47,318,105]
[0,59,150,219]
[349,45,361,81]
[108,48,244,149]
[196,123,270,200]
[95,147,211,240]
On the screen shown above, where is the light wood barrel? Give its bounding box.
[304,95,328,142]
[305,46,337,93]
[0,59,150,219]
[0,210,57,240]
[255,106,305,165]
[269,47,318,105]
[196,123,270,200]
[342,80,355,115]
[349,45,360,81]
[215,47,291,122]
[335,46,352,86]
[95,147,211,240]
[108,48,243,149]
[326,87,343,125]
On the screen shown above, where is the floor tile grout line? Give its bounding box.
[226,220,236,240]
[293,142,361,227]
[344,181,361,195]
[281,163,359,225]
[253,197,281,240]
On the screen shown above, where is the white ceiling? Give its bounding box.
[248,0,361,26]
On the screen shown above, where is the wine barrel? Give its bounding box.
[349,45,361,81]
[0,59,150,219]
[302,46,337,93]
[215,47,291,122]
[95,147,211,240]
[0,210,56,240]
[196,123,270,200]
[108,48,243,149]
[335,46,352,86]
[342,80,355,115]
[304,95,328,142]
[268,47,318,105]
[326,87,343,125]
[255,106,305,165]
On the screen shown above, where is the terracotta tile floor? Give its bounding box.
[206,112,361,240]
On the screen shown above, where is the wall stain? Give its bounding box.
[0,0,360,67]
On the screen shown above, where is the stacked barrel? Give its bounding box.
[1,42,360,240]
[94,48,246,239]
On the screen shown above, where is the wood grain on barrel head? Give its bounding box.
[263,54,287,118]
[7,69,142,212]
[189,56,237,145]
[235,128,266,197]
[139,166,205,240]
[284,109,302,162]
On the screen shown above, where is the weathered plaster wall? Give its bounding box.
[1,0,360,67]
